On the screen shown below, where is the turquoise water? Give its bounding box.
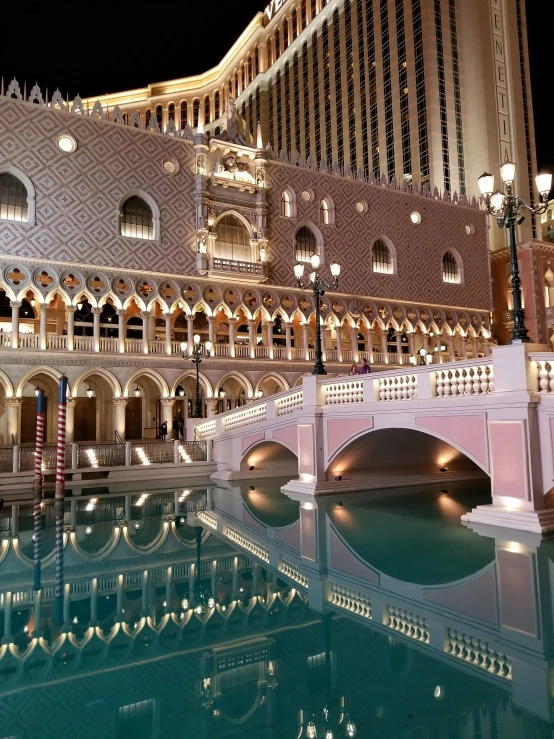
[0,479,552,737]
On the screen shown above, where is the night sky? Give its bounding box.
[0,0,551,174]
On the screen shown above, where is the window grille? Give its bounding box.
[295,226,318,262]
[121,196,154,240]
[214,215,252,262]
[281,191,292,217]
[214,91,220,120]
[372,239,392,274]
[155,105,163,128]
[0,173,28,222]
[180,101,188,129]
[442,252,459,283]
[168,103,175,123]
[193,99,200,128]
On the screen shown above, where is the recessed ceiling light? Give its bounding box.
[57,134,77,153]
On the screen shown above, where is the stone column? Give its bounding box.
[63,582,71,626]
[228,317,237,358]
[140,311,150,354]
[461,336,468,360]
[66,305,76,351]
[302,323,309,360]
[160,398,175,437]
[2,592,13,644]
[232,556,239,598]
[436,334,443,364]
[472,336,479,358]
[92,307,102,352]
[423,334,430,355]
[248,319,256,358]
[187,316,194,349]
[165,567,173,612]
[148,313,156,341]
[207,317,215,356]
[116,574,124,621]
[39,303,48,350]
[206,398,219,418]
[395,331,402,361]
[335,323,342,362]
[117,309,126,353]
[351,325,359,363]
[483,339,491,357]
[380,330,388,362]
[113,398,127,440]
[65,398,77,444]
[10,301,21,349]
[285,322,293,360]
[142,570,149,616]
[367,328,374,362]
[448,334,455,360]
[90,578,98,624]
[165,312,172,355]
[5,398,21,444]
[266,321,274,359]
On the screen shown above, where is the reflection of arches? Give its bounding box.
[241,439,298,474]
[255,373,289,397]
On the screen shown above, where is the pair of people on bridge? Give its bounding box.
[348,358,370,376]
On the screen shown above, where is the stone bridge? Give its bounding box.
[193,344,554,534]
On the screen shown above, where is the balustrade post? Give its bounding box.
[113,398,127,441]
[66,305,76,351]
[248,319,256,358]
[285,322,292,360]
[140,311,150,354]
[92,307,102,352]
[65,398,77,444]
[125,441,132,467]
[335,322,342,362]
[117,309,126,353]
[229,317,237,358]
[39,303,48,350]
[71,443,78,469]
[12,444,19,473]
[208,316,215,356]
[10,301,21,349]
[164,312,172,355]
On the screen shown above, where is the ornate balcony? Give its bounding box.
[196,253,268,282]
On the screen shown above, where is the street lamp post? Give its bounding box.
[180,334,213,418]
[294,254,341,375]
[478,162,552,344]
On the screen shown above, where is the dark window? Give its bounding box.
[155,105,163,128]
[0,172,28,222]
[193,99,200,128]
[180,101,188,129]
[168,103,175,123]
[295,226,319,262]
[121,196,154,240]
[372,239,392,274]
[442,252,459,283]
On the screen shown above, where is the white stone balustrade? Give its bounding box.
[379,373,418,401]
[329,583,372,619]
[224,524,270,562]
[278,557,309,588]
[435,363,494,397]
[447,629,512,680]
[276,391,303,415]
[386,605,430,643]
[323,379,364,404]
[532,355,554,393]
[224,403,267,431]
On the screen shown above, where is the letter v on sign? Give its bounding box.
[265,0,275,20]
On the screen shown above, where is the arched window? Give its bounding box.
[248,56,253,84]
[234,73,239,96]
[281,189,296,217]
[214,214,253,262]
[204,95,211,125]
[320,197,334,225]
[0,171,30,222]
[145,109,151,127]
[295,225,319,262]
[292,8,298,39]
[193,99,200,128]
[155,105,163,128]
[214,91,220,120]
[180,101,188,129]
[168,103,175,122]
[372,239,394,274]
[120,195,155,240]
[442,251,460,283]
[283,19,289,50]
[275,28,281,60]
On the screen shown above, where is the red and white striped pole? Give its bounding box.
[33,388,45,592]
[54,376,68,626]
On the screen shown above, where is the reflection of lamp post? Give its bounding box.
[478,162,552,343]
[294,255,341,375]
[181,334,213,418]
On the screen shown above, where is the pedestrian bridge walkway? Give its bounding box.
[193,344,554,534]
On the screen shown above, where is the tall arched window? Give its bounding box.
[155,105,163,128]
[204,95,211,125]
[120,195,154,240]
[193,99,200,128]
[281,189,296,218]
[214,214,253,262]
[168,103,175,122]
[372,239,393,274]
[442,251,460,283]
[145,109,151,127]
[180,101,188,129]
[0,171,29,222]
[292,8,298,39]
[320,197,334,225]
[283,19,289,50]
[275,28,281,59]
[214,91,220,120]
[295,225,319,262]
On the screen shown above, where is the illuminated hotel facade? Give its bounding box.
[89,0,538,252]
[0,0,538,448]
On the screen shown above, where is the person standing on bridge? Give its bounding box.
[358,358,370,375]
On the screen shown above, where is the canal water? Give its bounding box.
[0,478,552,738]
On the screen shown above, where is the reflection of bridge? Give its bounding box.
[195,344,554,533]
[199,482,554,721]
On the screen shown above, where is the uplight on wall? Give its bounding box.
[57,134,77,153]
